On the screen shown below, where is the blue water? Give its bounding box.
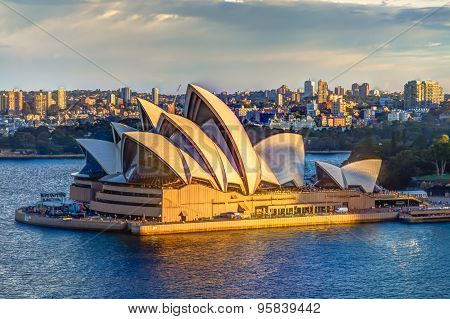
[1,155,450,298]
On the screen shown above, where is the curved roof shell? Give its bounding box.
[254,133,305,187]
[137,98,165,131]
[122,132,217,189]
[156,112,244,192]
[76,139,119,175]
[341,159,382,193]
[111,122,138,144]
[315,161,345,189]
[183,84,261,195]
[315,159,382,193]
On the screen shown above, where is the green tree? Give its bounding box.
[429,134,450,176]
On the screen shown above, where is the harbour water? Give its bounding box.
[1,155,450,298]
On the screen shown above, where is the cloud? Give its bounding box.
[426,42,442,47]
[0,0,448,92]
[97,10,119,19]
[154,14,179,22]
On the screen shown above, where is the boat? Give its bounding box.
[399,207,450,223]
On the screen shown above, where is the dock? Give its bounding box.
[15,209,128,232]
[16,208,399,235]
[131,212,399,235]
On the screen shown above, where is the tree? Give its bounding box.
[429,134,450,176]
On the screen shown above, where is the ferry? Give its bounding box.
[399,207,450,223]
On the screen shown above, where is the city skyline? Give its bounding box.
[0,0,449,92]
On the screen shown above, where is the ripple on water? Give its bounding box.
[1,156,450,298]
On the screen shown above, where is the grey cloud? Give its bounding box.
[0,0,448,91]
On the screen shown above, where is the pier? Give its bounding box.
[16,208,399,235]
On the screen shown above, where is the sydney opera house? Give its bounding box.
[69,84,421,223]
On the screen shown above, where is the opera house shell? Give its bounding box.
[69,84,414,223]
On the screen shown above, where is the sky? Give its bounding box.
[0,0,448,93]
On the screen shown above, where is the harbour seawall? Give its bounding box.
[132,212,398,235]
[15,210,128,232]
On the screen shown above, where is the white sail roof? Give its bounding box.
[122,132,218,188]
[76,139,119,175]
[184,84,261,195]
[341,159,382,193]
[111,122,137,143]
[315,161,345,189]
[315,159,382,193]
[258,155,280,186]
[156,112,244,192]
[137,98,165,130]
[254,133,305,187]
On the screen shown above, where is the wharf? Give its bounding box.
[15,209,128,232]
[132,212,398,235]
[16,209,401,235]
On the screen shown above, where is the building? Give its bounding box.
[351,83,359,96]
[57,87,65,109]
[291,91,301,103]
[404,80,444,109]
[306,101,318,116]
[304,80,315,98]
[69,84,420,224]
[369,89,380,97]
[362,109,376,120]
[331,98,346,115]
[360,83,370,97]
[275,93,283,107]
[277,85,288,95]
[8,89,23,115]
[57,87,66,109]
[334,86,345,96]
[387,110,410,122]
[34,91,47,116]
[120,87,132,104]
[315,160,381,193]
[109,93,116,106]
[317,79,328,103]
[0,93,8,114]
[379,97,394,108]
[152,87,159,106]
[47,91,54,108]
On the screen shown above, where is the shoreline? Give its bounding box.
[15,209,398,236]
[0,154,84,159]
[0,152,349,158]
[305,150,351,154]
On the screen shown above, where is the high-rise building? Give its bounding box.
[276,93,283,108]
[109,93,116,105]
[8,89,23,115]
[34,91,47,116]
[304,80,315,98]
[404,80,444,109]
[152,87,159,106]
[423,80,444,107]
[334,86,345,96]
[360,83,370,97]
[120,87,131,104]
[57,87,66,109]
[291,91,300,103]
[47,91,54,108]
[351,83,360,96]
[0,93,8,114]
[317,79,328,103]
